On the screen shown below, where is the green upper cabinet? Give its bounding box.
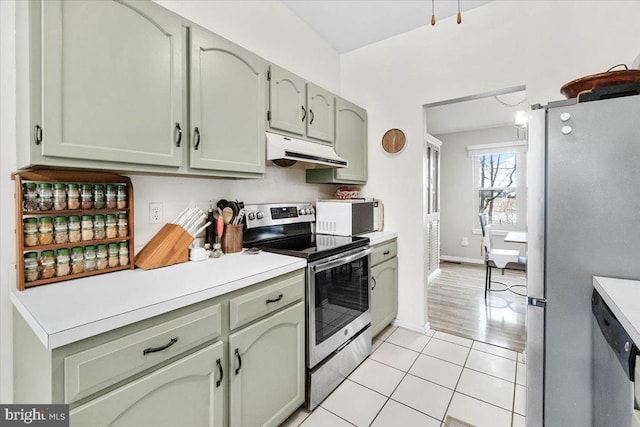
[267,66,334,145]
[268,64,306,137]
[190,27,266,175]
[306,97,368,184]
[306,83,335,144]
[37,0,184,167]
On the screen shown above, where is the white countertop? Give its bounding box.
[593,276,640,346]
[361,230,397,246]
[11,252,306,350]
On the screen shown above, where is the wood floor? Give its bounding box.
[428,261,526,353]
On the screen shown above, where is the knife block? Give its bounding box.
[135,224,193,270]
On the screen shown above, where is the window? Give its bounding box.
[476,152,518,225]
[467,141,526,230]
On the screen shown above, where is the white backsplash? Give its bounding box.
[130,164,338,250]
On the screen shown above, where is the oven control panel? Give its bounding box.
[244,203,315,229]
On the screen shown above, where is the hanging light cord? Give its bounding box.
[493,94,527,108]
[457,0,462,24]
[431,0,436,25]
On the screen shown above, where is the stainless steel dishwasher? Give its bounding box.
[592,289,640,426]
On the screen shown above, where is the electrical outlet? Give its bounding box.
[149,202,163,224]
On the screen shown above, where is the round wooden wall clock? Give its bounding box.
[382,128,406,154]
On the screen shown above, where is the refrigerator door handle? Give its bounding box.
[528,297,547,308]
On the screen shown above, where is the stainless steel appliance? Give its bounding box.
[527,93,640,426]
[243,203,371,410]
[592,289,638,427]
[315,199,375,236]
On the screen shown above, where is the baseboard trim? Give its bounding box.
[440,255,484,265]
[392,319,430,335]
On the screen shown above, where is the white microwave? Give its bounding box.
[315,200,379,236]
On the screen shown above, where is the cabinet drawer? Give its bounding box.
[371,240,397,266]
[64,304,221,404]
[229,272,304,331]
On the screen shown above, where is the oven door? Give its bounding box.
[307,247,371,368]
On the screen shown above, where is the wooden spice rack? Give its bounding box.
[12,170,135,291]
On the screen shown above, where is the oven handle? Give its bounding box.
[312,248,371,273]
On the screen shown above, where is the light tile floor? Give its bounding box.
[281,326,526,427]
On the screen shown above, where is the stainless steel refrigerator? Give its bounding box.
[526,93,640,426]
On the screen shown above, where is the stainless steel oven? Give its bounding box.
[243,203,372,410]
[307,245,371,367]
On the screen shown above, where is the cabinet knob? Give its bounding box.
[234,348,242,375]
[215,358,223,387]
[301,106,306,122]
[309,109,315,125]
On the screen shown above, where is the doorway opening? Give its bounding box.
[423,86,528,352]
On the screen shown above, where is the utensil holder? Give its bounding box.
[135,224,193,270]
[221,224,243,254]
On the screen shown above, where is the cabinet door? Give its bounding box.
[70,341,224,427]
[268,65,306,136]
[371,257,398,338]
[335,98,368,183]
[229,302,305,427]
[39,0,184,167]
[190,27,265,175]
[306,83,334,144]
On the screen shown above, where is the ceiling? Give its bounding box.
[282,0,493,53]
[425,89,528,135]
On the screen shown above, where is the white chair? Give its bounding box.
[480,218,526,299]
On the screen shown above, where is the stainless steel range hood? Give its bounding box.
[266,132,348,168]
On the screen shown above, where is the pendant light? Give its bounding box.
[457,0,462,24]
[431,0,436,26]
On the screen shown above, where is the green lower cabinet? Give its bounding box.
[70,341,224,427]
[228,302,305,427]
[371,257,399,338]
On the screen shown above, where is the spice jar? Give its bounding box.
[56,248,70,277]
[84,245,97,272]
[80,184,93,210]
[71,247,84,274]
[93,184,105,209]
[116,185,127,209]
[96,244,108,270]
[53,183,67,210]
[67,184,80,210]
[117,213,128,238]
[40,250,56,279]
[118,241,129,266]
[23,182,38,211]
[38,183,53,211]
[38,217,53,246]
[53,216,69,244]
[105,185,117,209]
[93,214,106,240]
[108,243,119,268]
[23,218,39,247]
[68,215,81,243]
[106,214,117,239]
[24,252,39,282]
[81,215,94,241]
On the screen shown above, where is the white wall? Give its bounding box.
[437,126,526,263]
[340,0,640,331]
[0,0,341,403]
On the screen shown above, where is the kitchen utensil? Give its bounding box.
[233,209,245,225]
[560,64,640,98]
[222,207,234,225]
[217,199,228,212]
[189,221,211,238]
